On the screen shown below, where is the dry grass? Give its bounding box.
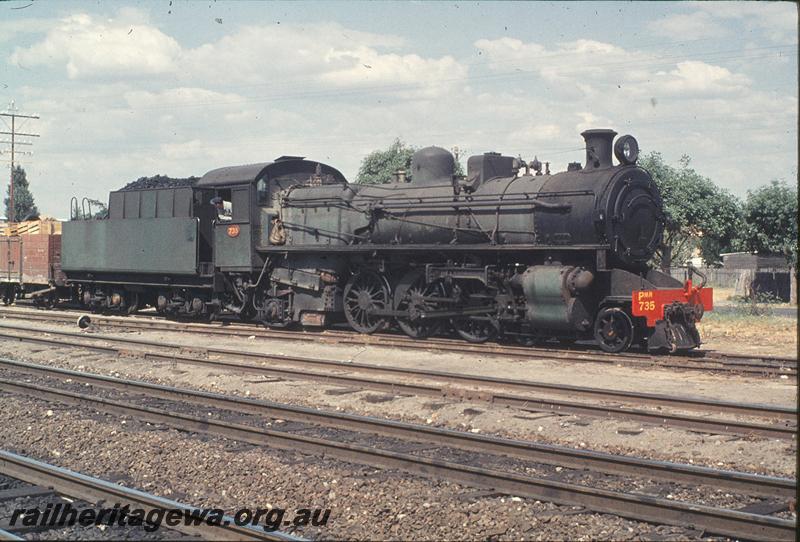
[713,287,736,303]
[712,286,794,308]
[698,312,797,357]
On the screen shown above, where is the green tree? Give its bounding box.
[356,138,417,184]
[356,139,464,184]
[85,198,108,219]
[3,165,38,222]
[734,180,798,265]
[638,152,742,269]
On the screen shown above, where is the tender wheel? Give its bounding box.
[594,307,634,353]
[2,286,15,306]
[343,270,391,334]
[394,271,445,339]
[125,292,140,315]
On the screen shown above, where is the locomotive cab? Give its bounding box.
[196,157,349,326]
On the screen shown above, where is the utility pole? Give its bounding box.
[0,100,39,224]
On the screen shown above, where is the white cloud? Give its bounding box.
[181,22,464,97]
[2,6,795,217]
[160,139,209,161]
[0,17,56,44]
[470,34,795,194]
[122,87,244,110]
[687,2,796,43]
[646,12,730,39]
[475,37,752,98]
[9,16,466,98]
[10,11,181,78]
[658,61,750,95]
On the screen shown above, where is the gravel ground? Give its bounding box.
[0,474,192,540]
[0,312,795,540]
[0,366,781,513]
[0,394,740,541]
[0,324,793,478]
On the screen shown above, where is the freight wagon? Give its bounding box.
[0,219,66,306]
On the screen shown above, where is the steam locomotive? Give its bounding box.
[57,128,712,352]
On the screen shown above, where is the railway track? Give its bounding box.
[0,321,795,440]
[0,357,793,498]
[0,449,297,541]
[0,364,794,541]
[1,305,796,376]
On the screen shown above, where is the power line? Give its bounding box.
[0,100,40,223]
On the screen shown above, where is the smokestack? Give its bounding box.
[581,129,617,170]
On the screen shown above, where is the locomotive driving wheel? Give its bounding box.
[451,282,497,344]
[343,270,391,334]
[394,271,445,339]
[594,307,634,353]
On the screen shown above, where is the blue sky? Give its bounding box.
[2,1,797,217]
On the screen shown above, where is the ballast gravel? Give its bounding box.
[0,393,725,541]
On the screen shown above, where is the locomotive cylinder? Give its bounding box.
[512,265,594,331]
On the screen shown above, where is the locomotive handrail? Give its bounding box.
[69,197,79,220]
[283,197,572,211]
[686,263,708,289]
[375,200,571,211]
[80,197,91,220]
[286,189,592,205]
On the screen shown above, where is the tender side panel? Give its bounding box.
[62,218,199,275]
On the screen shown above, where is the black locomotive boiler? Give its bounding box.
[60,129,712,353]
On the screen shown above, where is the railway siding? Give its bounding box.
[0,450,296,541]
[0,306,794,540]
[0,323,794,440]
[0,372,795,541]
[0,357,792,498]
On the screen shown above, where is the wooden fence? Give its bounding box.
[669,266,796,303]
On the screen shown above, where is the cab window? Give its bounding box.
[213,189,232,221]
[257,178,269,206]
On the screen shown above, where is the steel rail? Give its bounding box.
[1,357,792,499]
[0,450,300,541]
[0,320,793,418]
[2,307,795,375]
[0,528,23,541]
[0,326,795,440]
[0,378,793,541]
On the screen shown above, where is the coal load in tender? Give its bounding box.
[119,174,199,191]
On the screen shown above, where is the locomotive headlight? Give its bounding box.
[614,135,639,165]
